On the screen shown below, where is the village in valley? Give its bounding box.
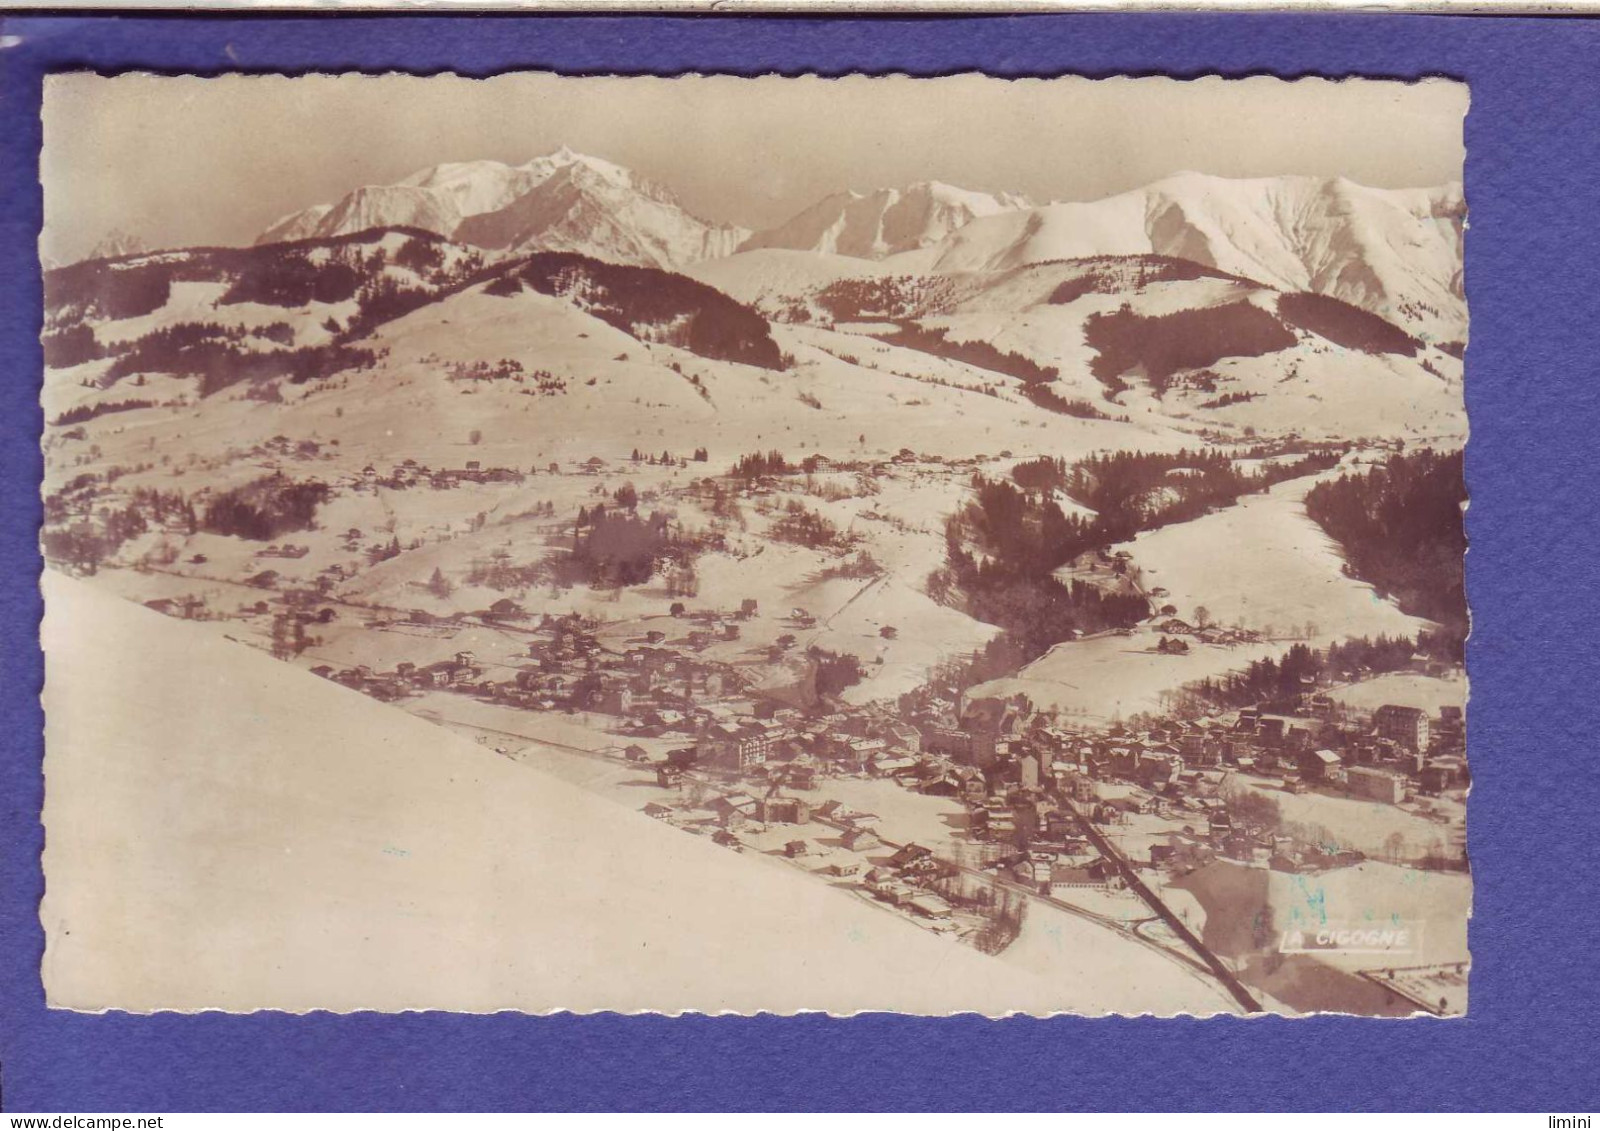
[38,88,1472,1016]
[46,414,1470,1015]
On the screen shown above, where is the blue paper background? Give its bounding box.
[2,12,1597,1112]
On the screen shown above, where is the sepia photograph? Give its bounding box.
[37,70,1470,1018]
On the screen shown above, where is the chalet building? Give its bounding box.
[871,755,919,779]
[655,765,685,789]
[1346,764,1408,804]
[698,721,779,770]
[757,796,811,824]
[888,843,933,870]
[1374,704,1430,751]
[980,805,1018,841]
[420,655,478,686]
[1419,764,1453,794]
[1300,748,1342,782]
[1048,859,1115,895]
[906,893,954,921]
[843,737,887,769]
[839,827,882,852]
[880,720,922,754]
[485,597,524,621]
[707,793,760,828]
[920,725,976,762]
[1140,751,1183,789]
[1042,810,1081,843]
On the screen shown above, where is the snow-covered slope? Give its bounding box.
[929,174,1466,341]
[911,265,1464,439]
[256,148,746,270]
[274,185,461,245]
[41,570,1240,1015]
[743,181,1032,259]
[683,247,916,314]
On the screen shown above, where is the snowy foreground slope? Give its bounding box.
[40,572,1239,1016]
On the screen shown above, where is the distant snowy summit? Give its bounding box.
[740,181,1034,259]
[68,228,151,267]
[255,147,748,271]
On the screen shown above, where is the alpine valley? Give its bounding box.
[40,147,1471,1017]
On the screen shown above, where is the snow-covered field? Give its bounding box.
[969,630,1285,722]
[1331,672,1467,715]
[814,777,971,852]
[998,901,1242,1016]
[1227,775,1462,863]
[1119,472,1431,644]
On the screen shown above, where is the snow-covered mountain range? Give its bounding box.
[925,173,1466,342]
[247,149,1465,341]
[41,146,1468,460]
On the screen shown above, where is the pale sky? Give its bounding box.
[41,72,1467,264]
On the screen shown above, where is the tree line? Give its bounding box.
[935,447,1342,667]
[1304,448,1467,648]
[1183,631,1460,711]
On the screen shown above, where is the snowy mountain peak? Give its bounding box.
[741,180,1034,259]
[254,147,744,269]
[452,157,747,268]
[81,228,151,264]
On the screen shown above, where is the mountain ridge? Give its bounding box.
[740,181,1034,260]
[244,151,1463,337]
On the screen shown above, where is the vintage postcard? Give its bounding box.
[38,72,1469,1016]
